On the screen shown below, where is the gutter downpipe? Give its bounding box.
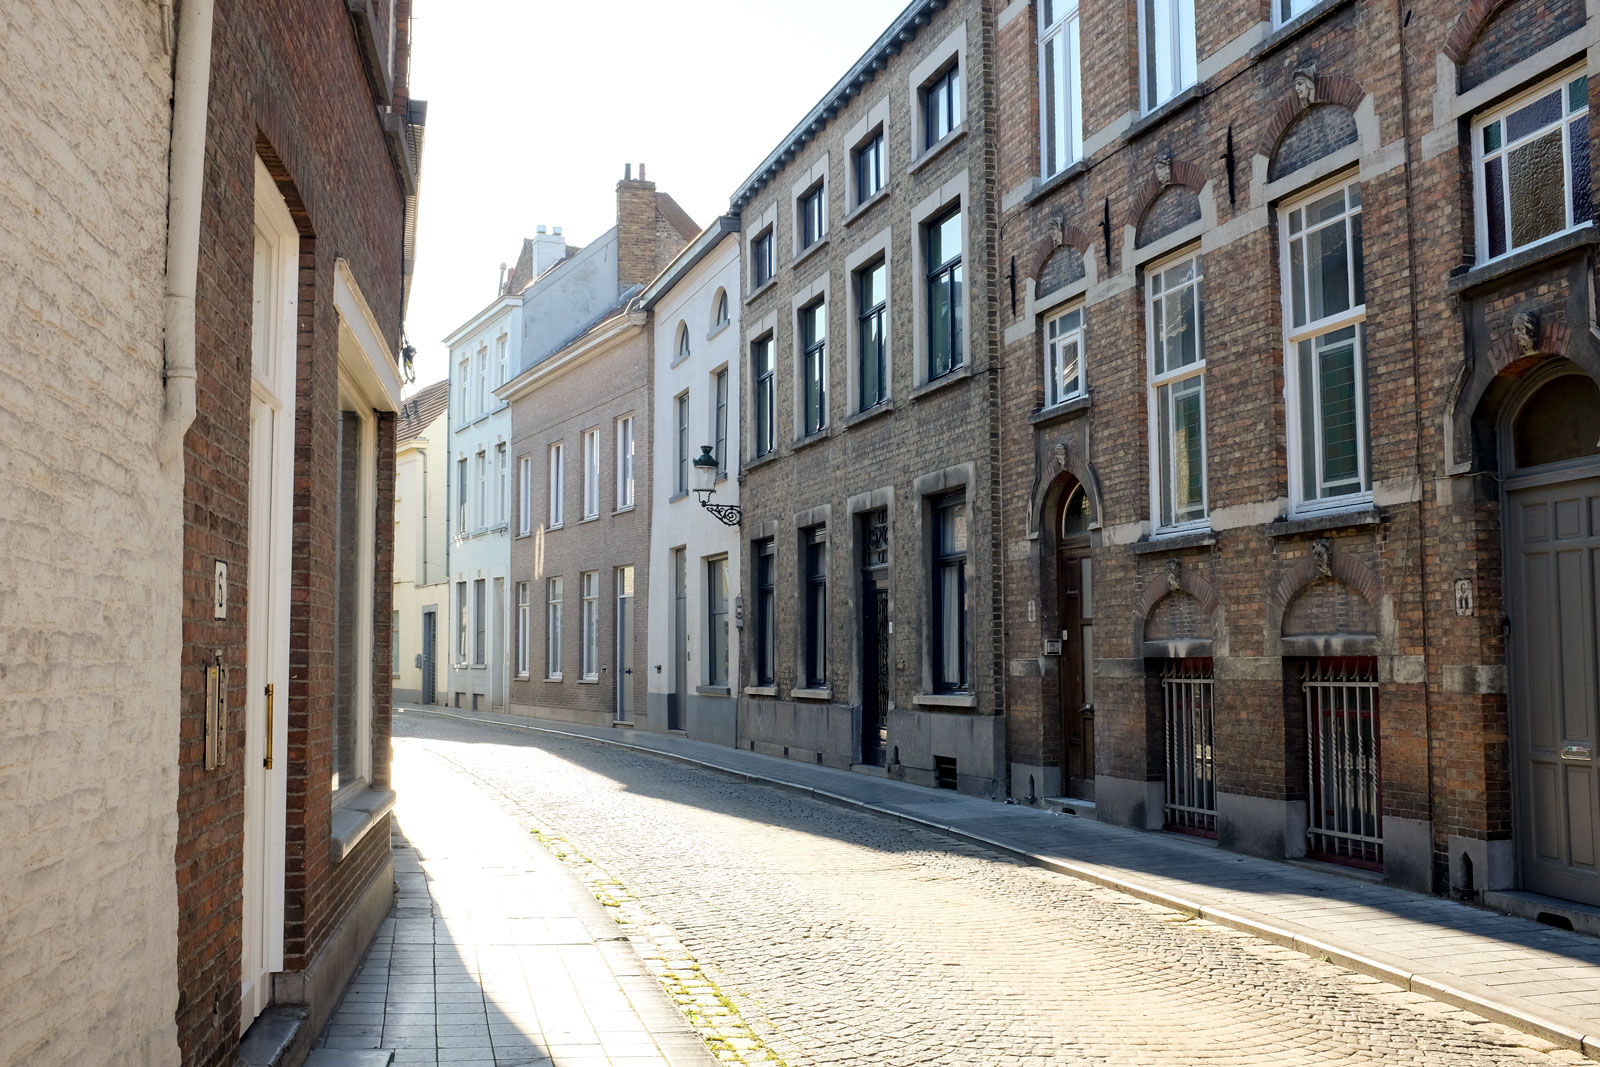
[158,0,216,467]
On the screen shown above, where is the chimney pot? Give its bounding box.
[639,163,647,180]
[553,226,562,236]
[536,224,546,234]
[624,163,631,180]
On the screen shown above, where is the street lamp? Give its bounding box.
[691,446,741,526]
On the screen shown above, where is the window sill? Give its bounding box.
[744,685,779,698]
[669,491,689,504]
[516,672,530,680]
[330,785,396,864]
[1025,160,1089,208]
[578,677,599,685]
[545,675,564,683]
[708,319,732,341]
[791,429,832,455]
[1130,528,1216,554]
[548,523,565,532]
[791,236,830,273]
[746,277,778,305]
[845,401,894,429]
[793,687,832,702]
[1266,504,1382,537]
[1446,225,1599,295]
[909,363,973,403]
[578,514,601,525]
[614,503,636,515]
[1125,83,1205,142]
[1029,393,1091,427]
[743,449,782,475]
[909,127,968,176]
[696,685,733,697]
[845,185,892,227]
[516,529,533,539]
[1250,0,1357,60]
[914,692,976,709]
[491,522,510,533]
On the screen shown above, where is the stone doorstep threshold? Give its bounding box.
[409,707,1600,1062]
[239,1007,311,1067]
[304,1052,394,1067]
[1485,890,1600,939]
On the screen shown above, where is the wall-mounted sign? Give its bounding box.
[1453,578,1474,618]
[214,561,228,620]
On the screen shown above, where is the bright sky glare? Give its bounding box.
[403,0,906,390]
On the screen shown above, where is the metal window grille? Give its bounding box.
[1304,658,1382,869]
[1162,658,1216,836]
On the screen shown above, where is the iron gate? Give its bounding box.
[1304,659,1382,868]
[1162,659,1216,836]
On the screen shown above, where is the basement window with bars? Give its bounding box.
[1303,657,1382,870]
[1161,658,1216,837]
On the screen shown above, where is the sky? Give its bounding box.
[402,0,908,390]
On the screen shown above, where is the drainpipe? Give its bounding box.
[158,0,216,467]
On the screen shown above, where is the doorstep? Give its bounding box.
[1485,890,1600,938]
[304,1052,393,1067]
[1041,796,1096,818]
[239,1007,311,1067]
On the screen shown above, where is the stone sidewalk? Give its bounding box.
[313,739,717,1067]
[408,706,1600,1060]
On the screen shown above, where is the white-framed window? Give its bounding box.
[495,443,507,525]
[580,571,599,680]
[1473,69,1591,264]
[1140,0,1196,112]
[676,322,691,363]
[474,451,486,529]
[546,577,563,679]
[472,578,486,666]
[1282,179,1369,511]
[1043,305,1085,408]
[518,454,532,535]
[456,456,468,535]
[706,556,729,687]
[616,416,635,509]
[714,290,730,328]
[713,368,729,475]
[496,335,508,387]
[548,442,565,527]
[516,581,530,677]
[456,580,468,664]
[581,428,599,519]
[1146,253,1208,532]
[476,348,488,417]
[331,402,377,793]
[676,392,691,493]
[1275,0,1317,27]
[457,357,469,424]
[1039,0,1082,178]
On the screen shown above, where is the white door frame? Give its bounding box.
[242,157,297,1032]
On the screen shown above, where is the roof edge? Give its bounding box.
[639,215,741,311]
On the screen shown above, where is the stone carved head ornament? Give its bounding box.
[1154,154,1173,187]
[1048,216,1065,249]
[1512,309,1540,356]
[1294,68,1317,109]
[1052,442,1069,470]
[1164,557,1183,593]
[1312,538,1333,579]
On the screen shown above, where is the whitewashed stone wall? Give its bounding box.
[0,2,181,1065]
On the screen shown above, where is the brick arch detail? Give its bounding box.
[1485,319,1571,376]
[1270,547,1383,627]
[1444,0,1515,63]
[1134,564,1220,623]
[1127,159,1207,234]
[1256,75,1367,159]
[1029,455,1104,541]
[1030,223,1095,286]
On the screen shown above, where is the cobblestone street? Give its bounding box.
[390,710,1597,1067]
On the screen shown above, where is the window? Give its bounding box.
[754,539,776,686]
[713,368,729,475]
[1147,254,1207,530]
[472,578,486,666]
[802,301,828,436]
[676,392,691,495]
[803,528,827,688]
[922,64,961,148]
[476,348,488,416]
[676,322,691,362]
[548,443,564,527]
[456,580,468,663]
[753,336,775,457]
[581,428,599,519]
[857,260,888,410]
[932,493,968,692]
[495,443,508,525]
[616,416,635,508]
[1474,70,1591,263]
[926,208,963,380]
[391,610,399,676]
[1140,0,1196,111]
[707,557,729,687]
[855,132,885,204]
[457,357,469,424]
[456,457,468,534]
[580,571,599,680]
[1040,0,1082,177]
[1283,180,1368,509]
[753,229,774,289]
[546,577,563,678]
[800,184,825,250]
[474,451,486,528]
[518,454,532,534]
[496,335,508,388]
[1043,306,1084,408]
[715,290,730,327]
[1276,0,1316,25]
[516,582,530,677]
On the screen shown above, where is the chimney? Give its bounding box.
[532,225,567,277]
[616,161,658,292]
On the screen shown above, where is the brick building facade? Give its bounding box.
[730,0,1006,795]
[993,0,1600,908]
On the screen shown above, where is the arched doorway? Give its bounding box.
[1057,484,1095,799]
[1503,365,1600,904]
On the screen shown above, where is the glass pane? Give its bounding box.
[951,264,964,368]
[1350,209,1365,308]
[1042,0,1055,24]
[1483,120,1502,154]
[1172,379,1205,521]
[1316,327,1360,493]
[1513,374,1600,467]
[1060,337,1081,396]
[939,564,962,686]
[1508,128,1566,247]
[1570,116,1591,225]
[930,275,951,375]
[1164,284,1197,368]
[1570,75,1588,114]
[1157,384,1174,526]
[861,315,881,406]
[1307,215,1351,320]
[1506,88,1562,143]
[1485,156,1507,258]
[1043,32,1060,174]
[1290,235,1307,328]
[1297,339,1318,496]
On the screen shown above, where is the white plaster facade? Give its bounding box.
[641,220,744,745]
[0,2,181,1064]
[393,379,451,704]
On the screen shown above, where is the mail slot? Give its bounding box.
[1561,742,1594,761]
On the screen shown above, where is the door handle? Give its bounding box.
[264,683,274,770]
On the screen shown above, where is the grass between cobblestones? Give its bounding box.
[529,824,795,1067]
